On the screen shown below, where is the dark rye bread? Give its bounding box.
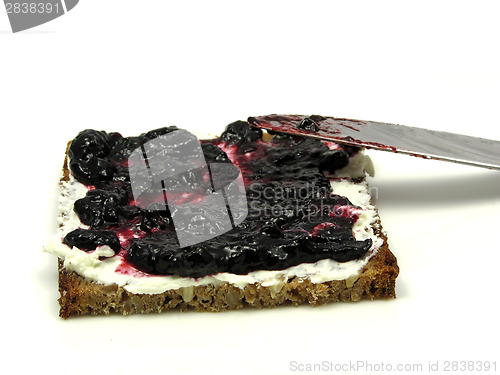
[56,143,399,318]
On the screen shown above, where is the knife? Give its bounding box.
[248,115,500,171]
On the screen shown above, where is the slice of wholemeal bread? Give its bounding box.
[58,239,397,317]
[49,123,399,318]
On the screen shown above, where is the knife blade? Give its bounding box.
[248,115,500,171]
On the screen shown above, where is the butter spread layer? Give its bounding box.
[44,155,383,294]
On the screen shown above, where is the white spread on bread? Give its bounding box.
[44,152,382,294]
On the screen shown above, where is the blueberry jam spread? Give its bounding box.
[64,120,373,278]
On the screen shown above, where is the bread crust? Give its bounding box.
[56,142,399,318]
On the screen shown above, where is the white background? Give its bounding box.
[1,1,499,374]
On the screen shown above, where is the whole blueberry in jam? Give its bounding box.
[73,189,122,228]
[63,229,121,253]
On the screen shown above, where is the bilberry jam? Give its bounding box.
[64,120,371,278]
[298,117,320,132]
[74,189,122,228]
[63,228,121,253]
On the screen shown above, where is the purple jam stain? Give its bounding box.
[248,114,398,151]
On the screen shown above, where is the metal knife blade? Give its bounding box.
[248,115,500,171]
